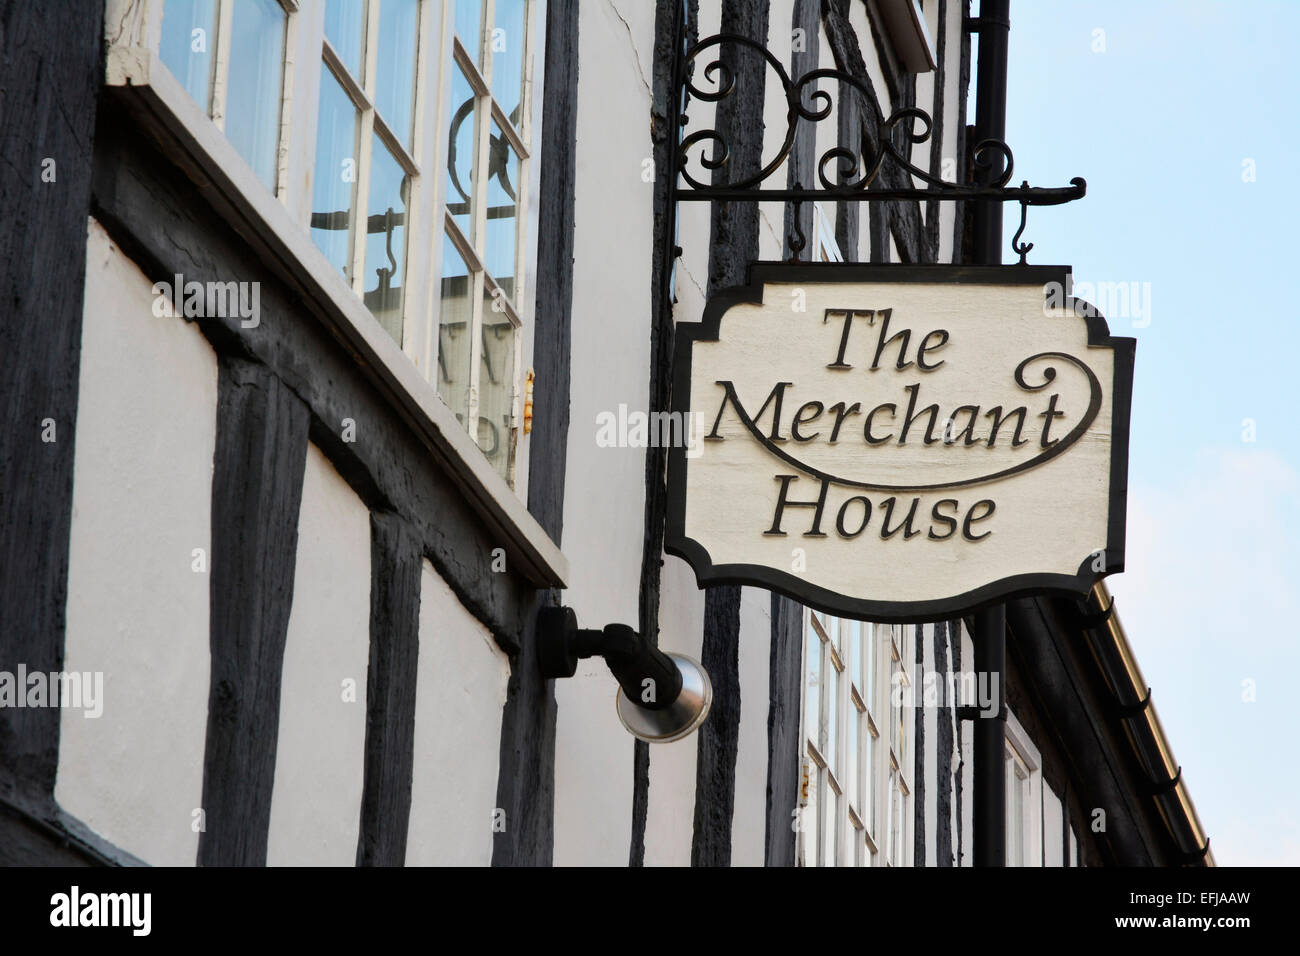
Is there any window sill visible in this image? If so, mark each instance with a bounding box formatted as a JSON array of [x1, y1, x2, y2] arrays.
[[103, 43, 568, 590]]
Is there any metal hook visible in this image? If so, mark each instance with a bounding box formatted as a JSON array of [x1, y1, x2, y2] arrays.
[[1011, 180, 1033, 265], [788, 182, 807, 262]]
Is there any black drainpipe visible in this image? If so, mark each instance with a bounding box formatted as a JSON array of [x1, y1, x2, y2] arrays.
[[969, 0, 1010, 867]]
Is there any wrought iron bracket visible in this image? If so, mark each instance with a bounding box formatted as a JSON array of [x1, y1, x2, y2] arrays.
[[665, 31, 1087, 264]]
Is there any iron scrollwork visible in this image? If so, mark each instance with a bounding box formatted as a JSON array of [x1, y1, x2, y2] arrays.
[[671, 33, 1086, 251]]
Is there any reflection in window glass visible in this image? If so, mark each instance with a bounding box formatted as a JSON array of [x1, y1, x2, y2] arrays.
[[479, 288, 516, 479], [311, 64, 359, 279], [374, 0, 419, 148], [455, 0, 483, 64], [491, 0, 527, 121], [364, 136, 410, 343], [226, 0, 286, 189], [486, 117, 520, 301], [324, 0, 366, 79], [160, 0, 215, 109], [805, 632, 821, 753], [438, 235, 473, 427], [446, 66, 478, 240]]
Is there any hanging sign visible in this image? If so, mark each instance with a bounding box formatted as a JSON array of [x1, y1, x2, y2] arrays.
[[665, 264, 1135, 622]]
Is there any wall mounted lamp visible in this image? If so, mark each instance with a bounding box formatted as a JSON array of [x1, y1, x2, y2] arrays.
[[537, 607, 712, 743]]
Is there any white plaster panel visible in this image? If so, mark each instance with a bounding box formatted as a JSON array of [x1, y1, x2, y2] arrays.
[[57, 218, 217, 866], [552, 0, 658, 866], [267, 442, 371, 866], [406, 559, 511, 865], [730, 586, 772, 866], [643, 555, 707, 866]]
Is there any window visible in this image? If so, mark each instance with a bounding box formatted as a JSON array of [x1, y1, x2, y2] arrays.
[[798, 612, 911, 867], [311, 0, 423, 344], [885, 623, 912, 866], [1003, 708, 1043, 867], [153, 1, 540, 492], [160, 0, 290, 191], [437, 0, 535, 482]]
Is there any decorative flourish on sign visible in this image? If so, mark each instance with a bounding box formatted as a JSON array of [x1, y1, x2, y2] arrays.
[[673, 34, 1085, 207]]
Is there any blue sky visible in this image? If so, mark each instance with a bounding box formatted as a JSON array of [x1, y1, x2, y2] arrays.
[[1004, 0, 1300, 865]]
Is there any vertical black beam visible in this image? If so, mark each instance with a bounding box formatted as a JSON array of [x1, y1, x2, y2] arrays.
[[761, 0, 820, 869], [691, 0, 769, 868], [198, 356, 310, 866], [764, 593, 804, 866], [356, 512, 421, 866], [492, 0, 580, 868], [0, 0, 103, 821], [972, 604, 1006, 866], [783, 0, 819, 258], [933, 621, 955, 865], [969, 0, 1010, 870], [632, 0, 695, 868], [971, 0, 1010, 261]]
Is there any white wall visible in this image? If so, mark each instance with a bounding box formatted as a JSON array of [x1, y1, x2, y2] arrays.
[[551, 0, 658, 866], [56, 218, 217, 866], [266, 442, 372, 866], [406, 559, 511, 865], [731, 587, 773, 865], [643, 556, 705, 865]]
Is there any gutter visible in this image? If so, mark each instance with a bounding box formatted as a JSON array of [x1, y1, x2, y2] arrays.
[[1081, 581, 1215, 866]]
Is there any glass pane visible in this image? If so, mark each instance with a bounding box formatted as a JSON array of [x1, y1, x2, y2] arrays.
[[864, 720, 875, 837], [824, 650, 839, 773], [490, 0, 527, 123], [446, 65, 478, 239], [438, 234, 473, 426], [478, 286, 516, 479], [821, 782, 837, 867], [226, 0, 286, 189], [485, 117, 521, 301], [864, 623, 875, 715], [160, 0, 215, 109], [455, 0, 484, 64], [375, 0, 419, 148], [847, 620, 862, 693], [363, 135, 410, 342], [324, 0, 366, 78], [804, 624, 821, 748], [846, 707, 860, 813], [311, 63, 359, 279]]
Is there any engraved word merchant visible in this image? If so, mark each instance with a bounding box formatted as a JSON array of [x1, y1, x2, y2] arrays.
[[665, 267, 1135, 620]]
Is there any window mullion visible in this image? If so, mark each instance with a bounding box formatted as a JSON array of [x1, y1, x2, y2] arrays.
[[210, 0, 235, 129], [349, 0, 382, 295], [466, 270, 486, 442], [351, 110, 376, 294]]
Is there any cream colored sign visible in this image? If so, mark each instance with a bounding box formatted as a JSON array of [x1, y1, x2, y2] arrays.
[[665, 265, 1134, 622]]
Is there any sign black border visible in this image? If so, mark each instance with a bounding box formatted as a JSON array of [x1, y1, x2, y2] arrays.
[[664, 262, 1136, 624]]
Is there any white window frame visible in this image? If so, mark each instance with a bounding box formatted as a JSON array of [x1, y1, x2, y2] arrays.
[[1004, 707, 1044, 867], [428, 0, 540, 487], [316, 0, 429, 344], [102, 0, 566, 586], [797, 612, 912, 868]]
